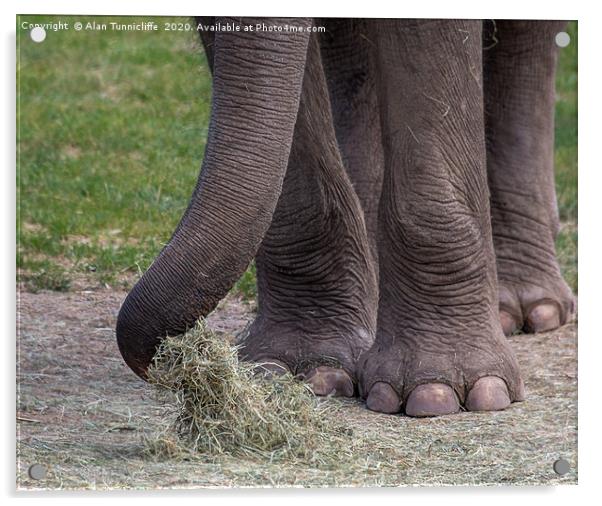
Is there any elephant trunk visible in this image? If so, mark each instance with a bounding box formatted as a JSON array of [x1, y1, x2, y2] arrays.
[[116, 18, 312, 378]]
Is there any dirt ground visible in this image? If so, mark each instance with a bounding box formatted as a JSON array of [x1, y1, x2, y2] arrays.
[[16, 287, 577, 489]]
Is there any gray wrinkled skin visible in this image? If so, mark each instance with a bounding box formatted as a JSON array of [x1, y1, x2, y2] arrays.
[[116, 18, 574, 416]]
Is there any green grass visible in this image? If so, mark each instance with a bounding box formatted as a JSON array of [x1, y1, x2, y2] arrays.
[[17, 15, 212, 289], [554, 21, 578, 292], [17, 17, 577, 295], [18, 258, 71, 292]]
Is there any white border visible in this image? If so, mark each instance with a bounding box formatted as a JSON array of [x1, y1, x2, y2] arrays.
[[4, 1, 600, 504], [4, 0, 584, 18]]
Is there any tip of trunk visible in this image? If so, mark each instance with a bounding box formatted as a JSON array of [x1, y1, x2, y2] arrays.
[[115, 261, 222, 380], [116, 294, 161, 380]]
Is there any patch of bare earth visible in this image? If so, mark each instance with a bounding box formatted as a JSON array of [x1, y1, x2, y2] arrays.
[[16, 288, 577, 489]]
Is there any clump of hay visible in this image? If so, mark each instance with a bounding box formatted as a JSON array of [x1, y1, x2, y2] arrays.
[[145, 321, 348, 462]]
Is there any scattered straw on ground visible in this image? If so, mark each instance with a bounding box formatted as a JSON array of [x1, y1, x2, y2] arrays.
[[144, 322, 348, 464], [16, 290, 577, 489]]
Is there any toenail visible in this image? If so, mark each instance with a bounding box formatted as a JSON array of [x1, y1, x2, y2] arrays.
[[304, 366, 354, 397], [515, 376, 526, 401], [525, 302, 560, 333], [499, 309, 518, 336], [366, 382, 401, 414], [465, 376, 511, 411], [405, 383, 459, 417]]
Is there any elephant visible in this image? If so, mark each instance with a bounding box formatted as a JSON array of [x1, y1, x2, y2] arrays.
[[116, 18, 575, 417]]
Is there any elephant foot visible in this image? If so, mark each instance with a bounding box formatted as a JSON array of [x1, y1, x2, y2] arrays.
[[358, 325, 524, 417], [490, 191, 575, 336], [497, 277, 575, 336], [238, 320, 371, 397]]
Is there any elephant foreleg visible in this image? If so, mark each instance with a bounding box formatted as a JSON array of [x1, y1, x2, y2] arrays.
[[238, 32, 379, 397], [358, 19, 524, 416], [483, 20, 575, 335], [319, 18, 384, 260]]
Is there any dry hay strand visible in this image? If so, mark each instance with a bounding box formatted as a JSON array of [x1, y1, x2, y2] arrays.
[[144, 321, 351, 464]]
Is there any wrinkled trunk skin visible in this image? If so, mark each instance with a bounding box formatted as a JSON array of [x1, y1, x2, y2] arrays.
[[116, 17, 312, 378]]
